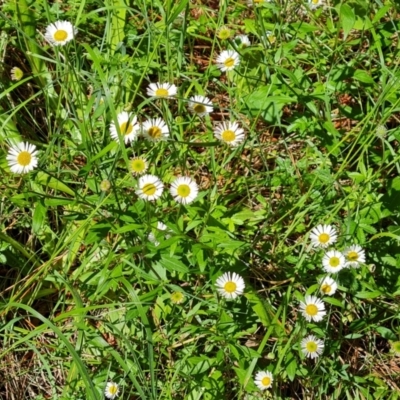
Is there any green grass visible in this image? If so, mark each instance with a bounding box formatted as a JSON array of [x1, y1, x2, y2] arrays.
[[1, 0, 400, 399]]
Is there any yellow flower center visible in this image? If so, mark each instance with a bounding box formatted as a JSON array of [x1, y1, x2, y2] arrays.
[[171, 292, 184, 304], [318, 233, 330, 244], [392, 341, 400, 353], [261, 376, 271, 386], [224, 281, 237, 293], [224, 57, 235, 68], [306, 341, 317, 352], [120, 122, 133, 135], [193, 104, 206, 114], [155, 88, 169, 97], [108, 385, 118, 395], [321, 284, 331, 294], [11, 67, 24, 81], [177, 184, 191, 198], [148, 126, 162, 139], [17, 151, 32, 166], [143, 183, 157, 196], [312, 0, 319, 3], [54, 29, 68, 42], [329, 257, 340, 267], [305, 304, 318, 316], [221, 130, 236, 142], [218, 28, 231, 40], [130, 159, 146, 173], [347, 251, 359, 261], [100, 180, 111, 191]]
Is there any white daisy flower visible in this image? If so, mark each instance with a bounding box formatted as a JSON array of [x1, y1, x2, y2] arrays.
[[142, 117, 169, 141], [147, 232, 158, 245], [44, 20, 76, 46], [319, 276, 338, 296], [136, 174, 164, 201], [214, 121, 245, 146], [7, 142, 38, 174], [301, 335, 324, 359], [109, 111, 139, 144], [170, 176, 199, 205], [308, 0, 324, 9], [216, 50, 240, 72], [215, 272, 245, 300], [343, 245, 366, 268], [235, 34, 251, 47], [10, 67, 24, 81], [188, 95, 213, 116], [146, 82, 177, 98], [309, 224, 338, 248], [148, 221, 169, 246], [322, 250, 346, 273], [299, 295, 326, 322], [129, 157, 148, 176], [254, 370, 273, 390], [156, 221, 168, 231], [104, 382, 119, 399]]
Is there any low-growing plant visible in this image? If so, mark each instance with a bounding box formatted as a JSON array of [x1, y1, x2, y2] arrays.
[[0, 0, 400, 399]]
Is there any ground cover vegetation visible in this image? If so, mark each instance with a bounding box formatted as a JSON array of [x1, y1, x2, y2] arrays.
[[0, 0, 400, 398]]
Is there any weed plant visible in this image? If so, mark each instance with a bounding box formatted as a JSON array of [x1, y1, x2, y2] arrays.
[[1, 0, 400, 399]]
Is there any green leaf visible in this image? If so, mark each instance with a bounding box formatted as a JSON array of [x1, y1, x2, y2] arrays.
[[285, 353, 297, 382], [89, 141, 118, 163], [113, 224, 143, 234], [245, 291, 272, 327], [390, 176, 400, 191], [89, 335, 112, 349], [243, 19, 258, 35], [244, 86, 296, 122], [344, 333, 363, 339], [10, 193, 31, 207], [32, 200, 46, 234], [290, 22, 319, 33], [216, 240, 245, 253], [340, 4, 355, 38], [376, 326, 397, 341], [160, 255, 189, 273], [167, 0, 189, 24], [36, 172, 75, 196], [0, 108, 22, 146], [349, 319, 367, 331], [188, 356, 214, 375], [44, 197, 76, 206], [109, 0, 126, 54], [233, 366, 252, 388], [323, 297, 344, 309], [355, 290, 382, 299], [360, 223, 377, 234], [372, 4, 391, 23], [353, 69, 374, 84]]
